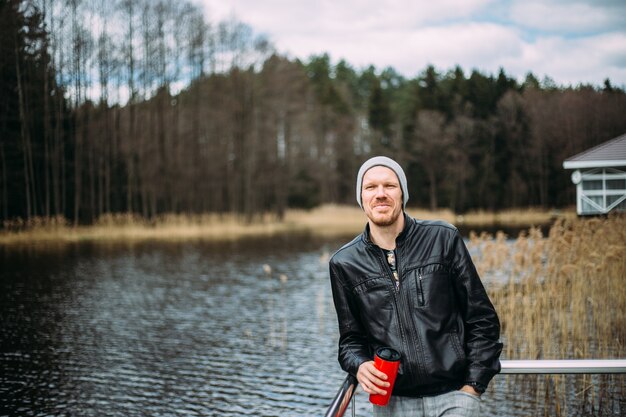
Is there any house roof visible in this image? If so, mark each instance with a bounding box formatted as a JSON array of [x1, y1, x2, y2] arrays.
[[563, 132, 626, 169]]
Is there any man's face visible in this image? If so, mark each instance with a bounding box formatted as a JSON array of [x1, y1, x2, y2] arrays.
[[361, 166, 403, 227]]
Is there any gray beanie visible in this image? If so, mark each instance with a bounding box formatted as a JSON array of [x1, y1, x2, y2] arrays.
[[356, 156, 409, 209]]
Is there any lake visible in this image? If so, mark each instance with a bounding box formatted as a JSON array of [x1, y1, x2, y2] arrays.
[[0, 233, 621, 416]]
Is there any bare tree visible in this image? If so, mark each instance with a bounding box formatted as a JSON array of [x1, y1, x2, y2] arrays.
[[445, 114, 475, 211], [412, 110, 453, 210]]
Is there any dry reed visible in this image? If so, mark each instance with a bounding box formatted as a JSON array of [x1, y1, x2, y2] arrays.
[[0, 205, 572, 244], [0, 212, 302, 244], [468, 215, 625, 416], [459, 207, 575, 227]]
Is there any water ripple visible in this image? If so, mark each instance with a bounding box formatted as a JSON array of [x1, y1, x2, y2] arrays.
[[1, 239, 623, 416]]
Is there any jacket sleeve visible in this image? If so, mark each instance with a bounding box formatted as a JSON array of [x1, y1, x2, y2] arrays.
[[329, 261, 372, 376], [448, 229, 503, 388]]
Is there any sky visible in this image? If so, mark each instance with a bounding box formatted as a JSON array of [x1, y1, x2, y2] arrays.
[[197, 0, 626, 88]]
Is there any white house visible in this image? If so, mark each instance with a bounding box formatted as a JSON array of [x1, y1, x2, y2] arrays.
[[563, 133, 626, 215]]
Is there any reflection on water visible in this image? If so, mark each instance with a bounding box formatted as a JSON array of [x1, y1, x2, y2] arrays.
[[0, 234, 622, 416], [0, 235, 352, 417]]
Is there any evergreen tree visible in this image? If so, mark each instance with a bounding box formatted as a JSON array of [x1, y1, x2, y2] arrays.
[[0, 0, 68, 221]]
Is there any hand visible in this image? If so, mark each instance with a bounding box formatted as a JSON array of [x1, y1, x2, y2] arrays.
[[460, 384, 481, 397], [357, 361, 389, 395]]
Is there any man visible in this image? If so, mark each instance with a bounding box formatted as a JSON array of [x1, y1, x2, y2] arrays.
[[329, 156, 502, 416]]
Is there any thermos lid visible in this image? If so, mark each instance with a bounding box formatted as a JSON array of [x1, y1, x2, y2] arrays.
[[376, 347, 401, 362]]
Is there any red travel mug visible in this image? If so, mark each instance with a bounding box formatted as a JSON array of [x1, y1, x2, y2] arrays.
[[369, 347, 401, 406]]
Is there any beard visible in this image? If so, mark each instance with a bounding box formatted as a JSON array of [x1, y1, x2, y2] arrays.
[[370, 212, 401, 227], [367, 203, 403, 227]]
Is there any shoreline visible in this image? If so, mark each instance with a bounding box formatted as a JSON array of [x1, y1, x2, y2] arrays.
[[0, 205, 574, 245]]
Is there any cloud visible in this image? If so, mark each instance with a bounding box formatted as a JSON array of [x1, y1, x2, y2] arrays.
[[268, 22, 523, 78], [501, 32, 626, 85], [509, 0, 626, 34], [202, 0, 495, 31], [197, 0, 626, 87]]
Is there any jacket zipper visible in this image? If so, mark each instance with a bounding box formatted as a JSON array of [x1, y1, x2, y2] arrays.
[[380, 247, 423, 384], [417, 273, 425, 306]]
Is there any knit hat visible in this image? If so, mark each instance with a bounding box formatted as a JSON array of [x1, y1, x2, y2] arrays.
[[356, 156, 409, 209]]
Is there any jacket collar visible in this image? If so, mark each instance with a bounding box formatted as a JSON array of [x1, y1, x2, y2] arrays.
[[362, 212, 412, 248]]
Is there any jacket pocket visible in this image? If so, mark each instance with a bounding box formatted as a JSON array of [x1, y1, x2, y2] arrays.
[[351, 276, 395, 325], [410, 263, 450, 309], [449, 330, 466, 362], [421, 330, 467, 380]]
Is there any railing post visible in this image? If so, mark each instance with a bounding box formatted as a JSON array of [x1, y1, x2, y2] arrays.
[[323, 374, 358, 417], [351, 393, 356, 417]]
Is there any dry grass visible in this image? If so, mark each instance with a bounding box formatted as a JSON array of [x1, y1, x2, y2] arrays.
[[0, 205, 573, 245], [458, 207, 576, 227], [468, 215, 626, 415], [0, 212, 300, 244], [470, 216, 626, 359], [285, 205, 461, 236]]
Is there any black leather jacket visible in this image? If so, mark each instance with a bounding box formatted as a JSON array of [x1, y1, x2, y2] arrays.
[[329, 214, 502, 397]]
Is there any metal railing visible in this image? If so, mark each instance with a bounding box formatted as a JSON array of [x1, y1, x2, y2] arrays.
[[324, 374, 358, 417], [500, 359, 626, 374], [324, 359, 626, 417]]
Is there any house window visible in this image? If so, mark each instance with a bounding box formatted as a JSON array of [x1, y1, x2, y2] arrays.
[[607, 195, 621, 205], [582, 180, 602, 190], [576, 167, 626, 215], [582, 195, 603, 209], [606, 179, 626, 190]]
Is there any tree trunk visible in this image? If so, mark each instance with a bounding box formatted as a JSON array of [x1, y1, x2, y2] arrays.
[[15, 36, 33, 219]]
